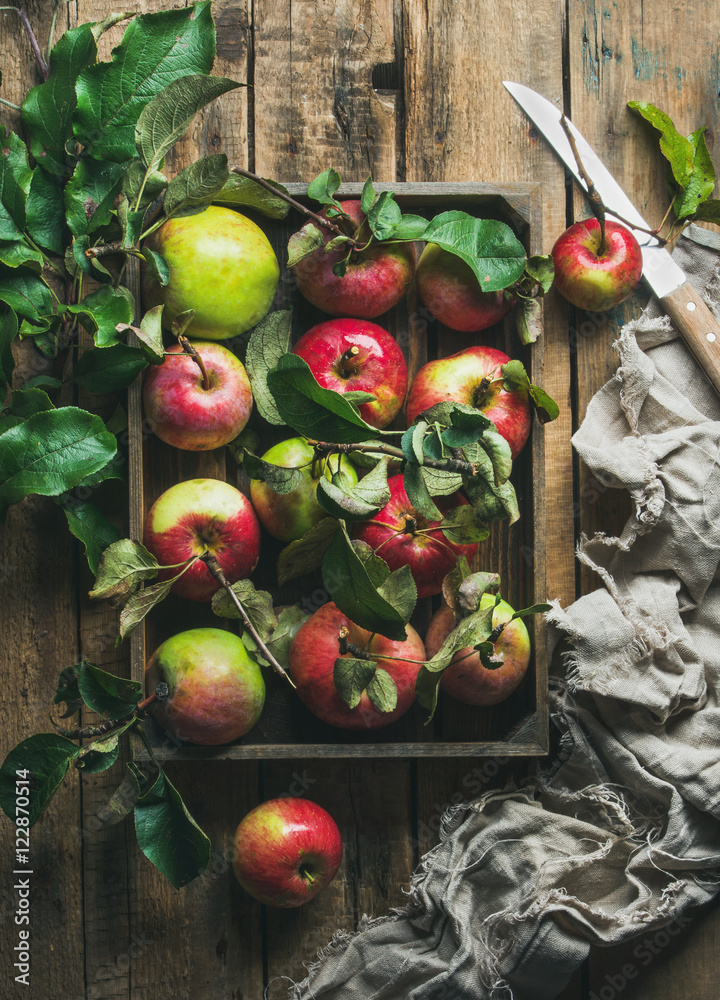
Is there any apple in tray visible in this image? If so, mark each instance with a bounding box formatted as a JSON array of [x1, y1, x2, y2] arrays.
[[415, 243, 514, 332], [143, 478, 261, 602]]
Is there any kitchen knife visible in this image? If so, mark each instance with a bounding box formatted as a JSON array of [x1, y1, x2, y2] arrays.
[[503, 80, 720, 395]]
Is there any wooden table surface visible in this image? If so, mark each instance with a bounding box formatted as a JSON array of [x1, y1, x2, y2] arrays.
[[2, 1, 719, 998]]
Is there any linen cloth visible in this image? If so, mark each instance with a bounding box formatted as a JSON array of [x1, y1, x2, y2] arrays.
[[289, 225, 720, 1000]]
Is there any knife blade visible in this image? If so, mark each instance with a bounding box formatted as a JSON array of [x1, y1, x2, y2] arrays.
[[503, 80, 720, 395]]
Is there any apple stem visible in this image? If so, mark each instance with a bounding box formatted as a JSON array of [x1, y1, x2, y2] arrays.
[[200, 553, 297, 687], [50, 684, 169, 741], [560, 114, 607, 253], [338, 626, 374, 660], [232, 167, 358, 246], [299, 865, 316, 885], [488, 622, 507, 644], [178, 335, 210, 390], [339, 345, 360, 377]]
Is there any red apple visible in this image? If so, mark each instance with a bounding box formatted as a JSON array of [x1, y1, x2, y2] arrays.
[[351, 475, 478, 599], [291, 318, 408, 429], [249, 436, 358, 542], [292, 200, 415, 318], [145, 627, 265, 744], [232, 797, 342, 908], [551, 218, 642, 311], [143, 478, 261, 601], [142, 340, 253, 451], [425, 596, 531, 706], [143, 205, 280, 339], [405, 345, 531, 460], [288, 601, 425, 729], [416, 243, 514, 332]]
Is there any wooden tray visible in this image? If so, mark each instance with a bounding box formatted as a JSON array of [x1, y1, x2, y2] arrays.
[[129, 181, 549, 759]]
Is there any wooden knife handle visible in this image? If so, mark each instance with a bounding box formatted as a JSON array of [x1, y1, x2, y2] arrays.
[[660, 282, 720, 395]]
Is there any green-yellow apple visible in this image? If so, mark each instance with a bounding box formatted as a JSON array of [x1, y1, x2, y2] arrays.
[[551, 219, 642, 311], [292, 200, 415, 318], [145, 628, 265, 744], [142, 340, 253, 450], [143, 478, 261, 601], [425, 596, 530, 706], [291, 318, 408, 429], [416, 243, 513, 332], [405, 346, 531, 460], [143, 206, 279, 339], [352, 474, 478, 599], [249, 437, 358, 542], [232, 797, 342, 907], [288, 602, 425, 729]]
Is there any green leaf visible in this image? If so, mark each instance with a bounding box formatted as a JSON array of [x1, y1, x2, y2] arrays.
[[74, 2, 217, 162], [89, 538, 159, 602], [401, 420, 427, 464], [213, 173, 291, 219], [61, 498, 122, 575], [0, 306, 17, 385], [415, 666, 442, 719], [333, 657, 376, 709], [628, 101, 695, 188], [693, 199, 720, 224], [0, 407, 117, 518], [5, 387, 54, 419], [0, 129, 31, 240], [316, 458, 390, 521], [74, 343, 148, 393], [423, 211, 526, 292], [211, 579, 277, 641], [267, 354, 378, 443], [119, 577, 176, 640], [22, 24, 97, 173], [140, 248, 170, 289], [389, 214, 429, 241], [265, 607, 310, 671], [403, 463, 443, 520], [454, 570, 501, 616], [53, 661, 84, 718], [135, 75, 242, 172], [463, 445, 519, 524], [277, 517, 340, 586], [287, 220, 325, 268], [674, 127, 716, 219], [441, 407, 492, 448], [321, 526, 410, 641], [0, 239, 44, 271], [243, 453, 304, 494], [367, 190, 401, 241], [131, 304, 165, 363], [307, 168, 342, 209], [77, 661, 142, 720], [512, 602, 552, 620], [424, 603, 495, 673], [376, 563, 417, 624], [440, 505, 490, 545], [117, 195, 145, 249], [0, 734, 79, 826], [163, 153, 229, 217], [360, 176, 377, 215], [501, 359, 559, 424], [25, 168, 64, 256], [366, 667, 398, 713], [478, 428, 513, 486], [516, 296, 544, 346], [64, 157, 125, 238], [68, 285, 135, 348], [245, 309, 292, 425], [75, 732, 123, 774], [133, 767, 210, 888], [122, 160, 168, 211], [419, 465, 464, 495], [0, 265, 52, 322], [525, 254, 555, 293]]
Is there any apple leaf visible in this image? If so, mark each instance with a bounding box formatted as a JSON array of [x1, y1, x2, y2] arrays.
[[0, 240, 44, 272], [360, 176, 377, 215], [96, 765, 143, 826], [118, 577, 176, 640], [0, 407, 117, 519], [440, 407, 493, 448], [456, 570, 501, 616], [277, 517, 340, 586], [89, 538, 160, 603], [64, 158, 125, 238], [419, 465, 464, 496], [267, 354, 379, 444], [422, 212, 526, 292], [245, 309, 292, 425], [77, 661, 143, 720], [367, 190, 401, 241], [163, 153, 230, 218], [211, 579, 278, 642], [24, 168, 64, 256], [135, 75, 242, 174], [287, 220, 325, 268], [525, 254, 555, 294], [439, 505, 490, 545], [403, 463, 443, 520], [133, 767, 210, 889], [0, 265, 53, 321], [674, 128, 716, 219], [122, 160, 168, 212], [464, 459, 519, 525], [22, 23, 97, 173], [242, 452, 304, 495], [693, 199, 720, 225], [117, 304, 165, 364], [628, 101, 695, 189], [75, 732, 123, 774], [401, 420, 427, 465], [333, 657, 376, 709], [214, 173, 291, 219], [375, 563, 417, 625], [424, 602, 495, 673], [5, 387, 54, 419], [316, 457, 390, 521], [366, 668, 398, 713], [516, 296, 544, 346], [74, 2, 217, 162], [265, 607, 310, 671], [511, 603, 552, 620], [74, 343, 148, 393], [389, 214, 429, 241], [501, 359, 559, 424], [53, 662, 85, 718], [307, 168, 343, 211], [61, 497, 122, 575], [415, 666, 442, 720], [321, 526, 411, 640], [68, 285, 135, 348], [0, 734, 80, 826]]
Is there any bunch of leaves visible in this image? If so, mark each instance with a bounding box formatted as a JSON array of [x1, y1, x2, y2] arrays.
[[0, 2, 288, 541], [628, 102, 720, 231], [0, 659, 210, 888], [288, 170, 554, 300]]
